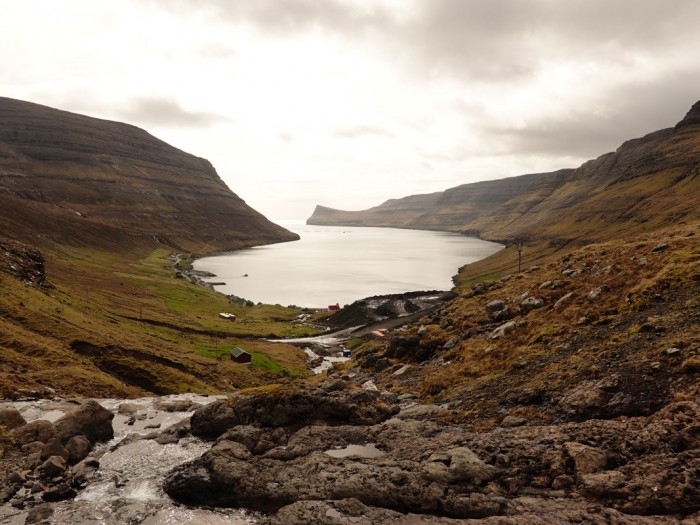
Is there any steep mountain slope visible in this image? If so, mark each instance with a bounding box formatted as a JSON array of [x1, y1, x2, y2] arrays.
[[0, 97, 297, 253], [0, 98, 313, 398], [308, 102, 700, 246]]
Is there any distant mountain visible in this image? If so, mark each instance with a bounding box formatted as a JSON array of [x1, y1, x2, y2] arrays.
[[308, 101, 700, 245], [0, 97, 297, 253]]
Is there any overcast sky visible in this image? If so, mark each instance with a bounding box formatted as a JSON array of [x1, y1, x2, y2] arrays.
[[2, 1, 699, 221]]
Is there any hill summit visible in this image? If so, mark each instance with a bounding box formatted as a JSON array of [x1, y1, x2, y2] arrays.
[[0, 97, 296, 253]]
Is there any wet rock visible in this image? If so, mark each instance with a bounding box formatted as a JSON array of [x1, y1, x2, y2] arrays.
[[71, 456, 100, 484], [42, 482, 76, 502], [39, 455, 67, 478], [53, 400, 114, 445], [154, 399, 202, 412], [25, 503, 54, 524], [11, 420, 55, 446], [65, 434, 91, 464], [0, 407, 26, 430], [40, 437, 69, 461], [191, 389, 398, 439], [217, 425, 262, 452]]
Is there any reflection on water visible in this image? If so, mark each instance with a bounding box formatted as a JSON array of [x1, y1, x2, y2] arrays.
[[195, 224, 502, 308]]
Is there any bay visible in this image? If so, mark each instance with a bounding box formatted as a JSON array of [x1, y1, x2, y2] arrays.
[[193, 223, 503, 309]]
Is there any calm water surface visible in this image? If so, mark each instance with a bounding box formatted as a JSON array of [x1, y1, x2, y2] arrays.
[[194, 223, 502, 308]]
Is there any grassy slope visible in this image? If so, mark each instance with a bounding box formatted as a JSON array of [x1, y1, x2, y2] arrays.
[[350, 222, 699, 428], [0, 245, 317, 398]]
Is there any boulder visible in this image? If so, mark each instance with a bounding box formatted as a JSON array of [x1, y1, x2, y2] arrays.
[[53, 400, 114, 444], [422, 447, 496, 484], [488, 321, 516, 340], [486, 300, 506, 318], [65, 434, 91, 464], [40, 437, 69, 461], [0, 408, 26, 430], [191, 389, 398, 439], [564, 442, 607, 475], [39, 455, 67, 478], [553, 292, 575, 310], [10, 420, 55, 446], [520, 296, 545, 313]]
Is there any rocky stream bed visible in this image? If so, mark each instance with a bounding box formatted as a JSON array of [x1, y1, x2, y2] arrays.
[[1, 380, 699, 524]]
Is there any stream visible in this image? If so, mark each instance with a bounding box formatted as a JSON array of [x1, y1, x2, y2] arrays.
[[0, 395, 259, 525]]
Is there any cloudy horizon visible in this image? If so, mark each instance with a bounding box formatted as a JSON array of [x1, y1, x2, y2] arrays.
[[2, 0, 699, 220]]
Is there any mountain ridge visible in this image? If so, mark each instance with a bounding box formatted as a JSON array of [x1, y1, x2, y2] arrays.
[[308, 102, 700, 248], [0, 96, 297, 254]]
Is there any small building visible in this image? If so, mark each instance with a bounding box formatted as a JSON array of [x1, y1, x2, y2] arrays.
[[328, 303, 340, 311], [230, 347, 252, 364]]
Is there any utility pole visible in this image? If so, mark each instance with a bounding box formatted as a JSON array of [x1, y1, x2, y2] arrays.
[[516, 240, 524, 273]]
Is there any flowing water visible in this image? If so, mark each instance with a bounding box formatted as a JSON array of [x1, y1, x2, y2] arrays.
[[0, 395, 258, 525], [194, 223, 503, 308]]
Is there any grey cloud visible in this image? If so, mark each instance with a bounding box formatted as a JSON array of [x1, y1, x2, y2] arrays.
[[481, 74, 700, 158], [151, 0, 700, 82], [119, 97, 230, 127], [152, 0, 393, 35], [400, 0, 700, 81]]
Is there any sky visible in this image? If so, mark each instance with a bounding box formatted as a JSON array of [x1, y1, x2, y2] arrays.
[[2, 0, 699, 221]]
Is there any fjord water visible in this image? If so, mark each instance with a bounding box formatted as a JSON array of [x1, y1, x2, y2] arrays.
[[194, 223, 503, 308]]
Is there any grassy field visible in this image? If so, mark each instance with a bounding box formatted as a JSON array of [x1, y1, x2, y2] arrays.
[[0, 245, 319, 398]]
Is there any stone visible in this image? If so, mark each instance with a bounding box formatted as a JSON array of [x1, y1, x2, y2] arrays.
[[423, 447, 496, 484], [488, 321, 516, 340], [71, 456, 100, 484], [486, 300, 506, 318], [520, 296, 545, 313], [53, 400, 114, 444], [25, 503, 54, 524], [10, 420, 55, 446], [651, 243, 669, 252], [564, 442, 607, 475], [21, 441, 45, 455], [65, 434, 91, 464], [500, 415, 527, 428], [553, 292, 575, 311], [492, 307, 514, 322], [586, 286, 608, 302], [580, 470, 626, 496], [666, 347, 681, 356], [39, 455, 67, 478], [0, 408, 26, 430], [40, 437, 69, 461]]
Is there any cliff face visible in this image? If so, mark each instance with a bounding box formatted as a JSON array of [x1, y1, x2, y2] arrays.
[[308, 102, 700, 244], [0, 97, 297, 253]]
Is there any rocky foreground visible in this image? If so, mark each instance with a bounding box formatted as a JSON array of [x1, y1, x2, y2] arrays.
[[162, 383, 699, 524]]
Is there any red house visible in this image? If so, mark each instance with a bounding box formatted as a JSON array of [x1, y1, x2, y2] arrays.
[[328, 303, 340, 311], [230, 347, 252, 364]]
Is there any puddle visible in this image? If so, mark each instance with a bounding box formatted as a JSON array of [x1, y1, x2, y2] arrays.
[[325, 443, 385, 459]]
